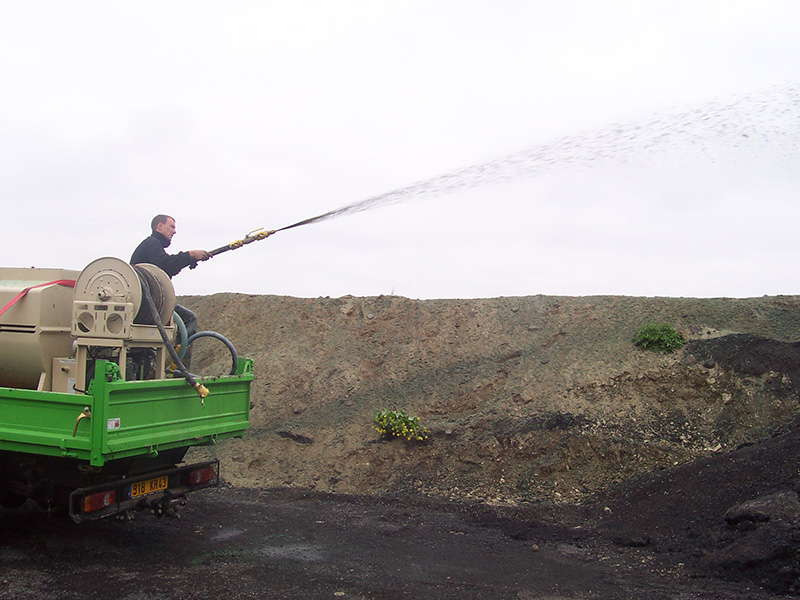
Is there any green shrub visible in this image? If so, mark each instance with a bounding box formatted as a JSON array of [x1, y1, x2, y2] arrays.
[[374, 409, 430, 442], [632, 322, 685, 353]]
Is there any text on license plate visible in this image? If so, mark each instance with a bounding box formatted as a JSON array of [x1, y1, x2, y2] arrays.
[[130, 476, 168, 498]]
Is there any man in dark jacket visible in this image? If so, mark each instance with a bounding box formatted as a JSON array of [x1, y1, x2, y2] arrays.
[[131, 214, 211, 276], [131, 214, 212, 366]]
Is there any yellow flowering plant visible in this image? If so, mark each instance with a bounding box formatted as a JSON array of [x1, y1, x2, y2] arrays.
[[374, 409, 430, 442]]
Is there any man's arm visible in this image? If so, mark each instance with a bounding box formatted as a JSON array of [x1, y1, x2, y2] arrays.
[[132, 237, 209, 277]]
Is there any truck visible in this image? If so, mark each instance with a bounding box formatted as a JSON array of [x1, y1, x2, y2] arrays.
[[0, 257, 252, 522]]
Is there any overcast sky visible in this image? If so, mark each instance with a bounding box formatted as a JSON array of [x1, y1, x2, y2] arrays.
[[3, 1, 799, 299]]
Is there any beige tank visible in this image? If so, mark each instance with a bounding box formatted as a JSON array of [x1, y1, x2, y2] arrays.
[[0, 267, 79, 390], [0, 258, 176, 391]]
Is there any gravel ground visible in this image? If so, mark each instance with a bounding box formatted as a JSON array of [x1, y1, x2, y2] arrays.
[[1, 478, 795, 600]]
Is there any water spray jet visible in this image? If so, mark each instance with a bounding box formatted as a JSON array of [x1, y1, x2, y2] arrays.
[[209, 82, 799, 259]]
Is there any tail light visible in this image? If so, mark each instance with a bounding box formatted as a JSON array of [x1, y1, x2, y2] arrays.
[[189, 465, 217, 486], [83, 490, 117, 513]]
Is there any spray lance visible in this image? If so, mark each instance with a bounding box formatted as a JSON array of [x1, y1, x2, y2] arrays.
[[209, 228, 277, 257], [206, 198, 381, 257]]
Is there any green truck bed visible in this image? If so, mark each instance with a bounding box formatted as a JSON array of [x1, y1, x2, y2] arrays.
[[0, 359, 253, 467]]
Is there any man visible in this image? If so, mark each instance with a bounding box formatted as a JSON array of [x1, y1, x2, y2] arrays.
[[131, 214, 212, 365], [131, 214, 211, 278]]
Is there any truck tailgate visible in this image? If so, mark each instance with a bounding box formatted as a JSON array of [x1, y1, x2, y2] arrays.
[[0, 359, 252, 466]]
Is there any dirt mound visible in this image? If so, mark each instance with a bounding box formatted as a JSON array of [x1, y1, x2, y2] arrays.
[[180, 292, 800, 593]]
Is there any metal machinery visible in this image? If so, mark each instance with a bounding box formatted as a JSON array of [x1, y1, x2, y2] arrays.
[[71, 257, 178, 387], [0, 257, 178, 392]]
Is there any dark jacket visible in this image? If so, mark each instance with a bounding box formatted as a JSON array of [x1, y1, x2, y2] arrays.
[[130, 232, 196, 278]]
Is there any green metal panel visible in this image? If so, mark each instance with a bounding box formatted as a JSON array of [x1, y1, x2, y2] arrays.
[[0, 359, 253, 466], [0, 388, 92, 460]]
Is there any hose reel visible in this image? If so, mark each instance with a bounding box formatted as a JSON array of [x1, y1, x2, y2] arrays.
[[72, 257, 175, 339], [71, 257, 183, 391], [71, 257, 233, 400]]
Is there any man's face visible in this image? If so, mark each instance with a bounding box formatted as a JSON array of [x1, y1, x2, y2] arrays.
[[156, 217, 177, 241]]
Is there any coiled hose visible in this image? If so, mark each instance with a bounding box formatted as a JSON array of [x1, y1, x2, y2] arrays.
[[133, 266, 209, 402]]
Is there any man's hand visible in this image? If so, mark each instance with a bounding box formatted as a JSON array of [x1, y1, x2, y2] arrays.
[[189, 249, 212, 262]]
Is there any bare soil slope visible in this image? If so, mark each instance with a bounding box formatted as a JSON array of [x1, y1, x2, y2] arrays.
[[181, 293, 800, 594]]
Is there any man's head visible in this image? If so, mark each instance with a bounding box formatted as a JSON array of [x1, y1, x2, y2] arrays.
[[151, 214, 177, 241]]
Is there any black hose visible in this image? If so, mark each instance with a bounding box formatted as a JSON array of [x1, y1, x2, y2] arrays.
[[133, 266, 209, 402], [172, 310, 189, 359], [186, 331, 239, 376]]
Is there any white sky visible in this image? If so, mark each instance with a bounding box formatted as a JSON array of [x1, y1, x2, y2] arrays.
[[2, 1, 799, 299]]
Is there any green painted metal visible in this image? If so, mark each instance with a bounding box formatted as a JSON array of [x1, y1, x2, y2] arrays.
[[0, 358, 253, 467]]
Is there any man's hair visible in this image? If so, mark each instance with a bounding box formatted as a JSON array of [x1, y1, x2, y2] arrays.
[[151, 214, 174, 232]]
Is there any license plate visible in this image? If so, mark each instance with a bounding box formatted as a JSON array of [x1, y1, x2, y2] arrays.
[[130, 475, 169, 498]]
